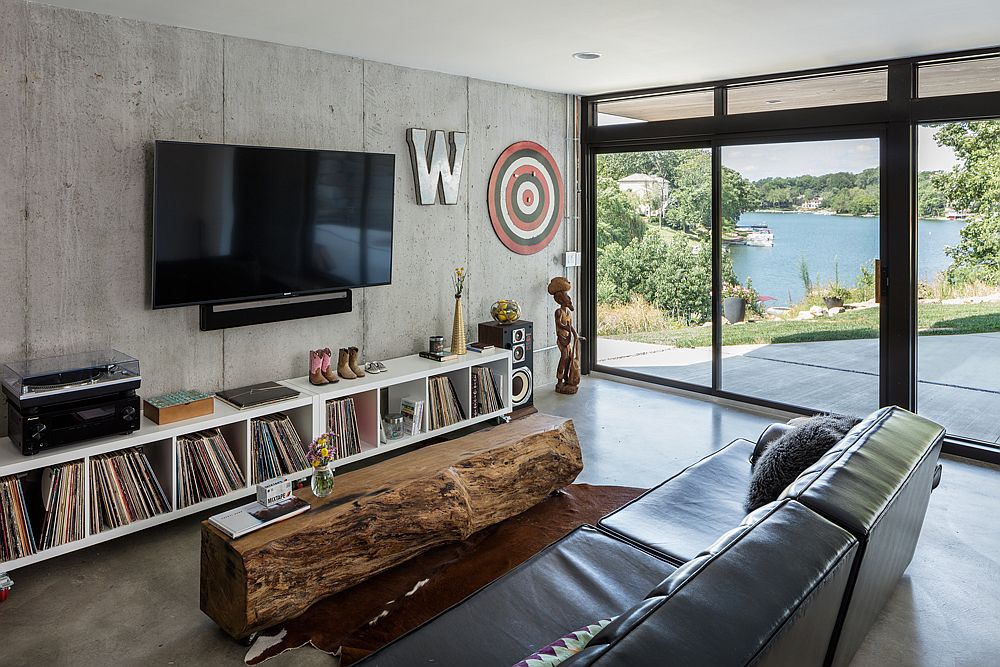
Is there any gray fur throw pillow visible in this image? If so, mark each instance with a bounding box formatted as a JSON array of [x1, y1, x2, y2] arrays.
[[745, 413, 861, 513]]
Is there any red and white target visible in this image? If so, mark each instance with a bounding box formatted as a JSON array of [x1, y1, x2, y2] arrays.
[[488, 141, 564, 255]]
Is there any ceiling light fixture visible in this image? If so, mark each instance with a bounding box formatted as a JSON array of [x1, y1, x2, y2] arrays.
[[572, 52, 602, 61]]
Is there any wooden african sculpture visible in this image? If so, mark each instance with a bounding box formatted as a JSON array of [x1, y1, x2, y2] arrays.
[[548, 276, 581, 395]]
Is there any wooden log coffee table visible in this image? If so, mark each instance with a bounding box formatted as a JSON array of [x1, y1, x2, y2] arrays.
[[200, 414, 582, 638]]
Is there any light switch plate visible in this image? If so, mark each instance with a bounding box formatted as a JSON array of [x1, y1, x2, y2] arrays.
[[564, 251, 581, 267]]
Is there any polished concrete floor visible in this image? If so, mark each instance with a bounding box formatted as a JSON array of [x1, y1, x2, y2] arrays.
[[1, 377, 998, 665], [600, 334, 1000, 442]]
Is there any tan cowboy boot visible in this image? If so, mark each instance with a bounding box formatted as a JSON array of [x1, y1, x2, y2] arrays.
[[337, 348, 357, 379], [349, 346, 366, 377]]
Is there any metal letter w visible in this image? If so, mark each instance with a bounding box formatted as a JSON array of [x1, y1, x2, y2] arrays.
[[406, 128, 467, 205]]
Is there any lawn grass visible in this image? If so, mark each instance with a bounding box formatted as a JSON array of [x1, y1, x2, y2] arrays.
[[612, 302, 1000, 348]]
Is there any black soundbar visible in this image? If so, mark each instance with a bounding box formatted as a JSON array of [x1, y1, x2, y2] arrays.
[[199, 290, 352, 330]]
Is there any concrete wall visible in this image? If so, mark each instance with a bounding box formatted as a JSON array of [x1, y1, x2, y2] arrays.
[[0, 0, 575, 436]]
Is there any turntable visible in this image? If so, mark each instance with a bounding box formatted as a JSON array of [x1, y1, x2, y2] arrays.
[[3, 350, 142, 455]]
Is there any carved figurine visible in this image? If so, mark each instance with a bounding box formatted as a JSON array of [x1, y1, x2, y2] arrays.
[[548, 277, 581, 395]]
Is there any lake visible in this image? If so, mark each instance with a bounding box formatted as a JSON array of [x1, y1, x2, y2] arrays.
[[730, 211, 966, 306]]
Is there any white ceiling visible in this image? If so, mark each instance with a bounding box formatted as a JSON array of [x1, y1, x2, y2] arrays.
[[38, 0, 1000, 95]]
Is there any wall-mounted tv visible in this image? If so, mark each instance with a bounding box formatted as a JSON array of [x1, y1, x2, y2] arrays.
[[152, 141, 395, 309]]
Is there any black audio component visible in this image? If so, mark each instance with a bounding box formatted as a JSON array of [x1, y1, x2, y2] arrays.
[[199, 290, 352, 330], [2, 350, 142, 455], [8, 391, 141, 456], [478, 320, 533, 408]]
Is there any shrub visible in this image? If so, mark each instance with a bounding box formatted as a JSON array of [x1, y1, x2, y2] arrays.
[[597, 297, 674, 336]]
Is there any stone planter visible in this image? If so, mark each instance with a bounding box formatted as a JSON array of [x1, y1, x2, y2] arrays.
[[723, 296, 746, 324]]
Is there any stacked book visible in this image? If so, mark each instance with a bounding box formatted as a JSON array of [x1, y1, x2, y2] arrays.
[[90, 449, 170, 533], [0, 474, 36, 562], [326, 397, 363, 459], [471, 366, 505, 417], [250, 413, 309, 483], [177, 429, 247, 508], [428, 375, 466, 430], [38, 461, 86, 548], [400, 398, 424, 437]]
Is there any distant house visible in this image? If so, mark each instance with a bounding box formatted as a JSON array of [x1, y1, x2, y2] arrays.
[[801, 197, 823, 210], [618, 173, 669, 215]]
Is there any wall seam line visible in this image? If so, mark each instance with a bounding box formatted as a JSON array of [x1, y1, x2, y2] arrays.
[[361, 57, 367, 357], [220, 34, 227, 388], [21, 0, 30, 360]]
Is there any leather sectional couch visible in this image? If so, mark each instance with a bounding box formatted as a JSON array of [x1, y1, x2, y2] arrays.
[[357, 406, 945, 666]]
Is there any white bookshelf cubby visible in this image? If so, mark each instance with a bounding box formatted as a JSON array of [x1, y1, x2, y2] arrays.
[[0, 349, 511, 570]]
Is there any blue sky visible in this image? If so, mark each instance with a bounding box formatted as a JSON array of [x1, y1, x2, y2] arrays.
[[721, 127, 957, 181]]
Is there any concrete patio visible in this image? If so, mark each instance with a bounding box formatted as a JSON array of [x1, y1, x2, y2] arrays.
[[599, 333, 1000, 443]]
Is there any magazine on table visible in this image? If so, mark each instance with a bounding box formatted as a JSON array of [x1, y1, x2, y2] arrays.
[[207, 496, 310, 539]]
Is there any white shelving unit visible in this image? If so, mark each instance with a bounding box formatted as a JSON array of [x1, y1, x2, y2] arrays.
[[0, 349, 512, 571]]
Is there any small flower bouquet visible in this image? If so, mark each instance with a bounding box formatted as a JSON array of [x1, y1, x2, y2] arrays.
[[306, 432, 337, 468], [306, 433, 338, 497], [453, 267, 467, 299]]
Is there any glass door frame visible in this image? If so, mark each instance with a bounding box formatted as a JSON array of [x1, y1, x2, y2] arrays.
[[581, 46, 1000, 463], [588, 127, 892, 415]]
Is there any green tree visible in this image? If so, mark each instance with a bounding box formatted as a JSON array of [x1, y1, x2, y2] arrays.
[[917, 171, 947, 218], [596, 176, 645, 248], [934, 120, 1000, 284], [664, 152, 759, 234]]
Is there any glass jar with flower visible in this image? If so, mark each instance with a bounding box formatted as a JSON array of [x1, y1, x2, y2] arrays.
[[307, 433, 338, 497]]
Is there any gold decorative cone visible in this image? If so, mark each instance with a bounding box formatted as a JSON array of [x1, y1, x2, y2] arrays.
[[451, 296, 467, 354]]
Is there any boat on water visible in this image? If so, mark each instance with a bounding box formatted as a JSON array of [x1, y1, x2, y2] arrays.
[[745, 227, 774, 247], [732, 224, 774, 247]]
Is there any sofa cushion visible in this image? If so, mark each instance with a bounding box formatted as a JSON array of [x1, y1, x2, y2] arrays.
[[780, 406, 945, 667], [354, 525, 676, 667], [598, 438, 755, 564], [564, 500, 859, 667], [746, 414, 860, 512]]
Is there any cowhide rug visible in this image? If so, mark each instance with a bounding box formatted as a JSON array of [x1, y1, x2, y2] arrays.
[[245, 483, 645, 665]]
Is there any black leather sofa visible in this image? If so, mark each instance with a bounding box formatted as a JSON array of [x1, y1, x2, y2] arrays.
[[357, 406, 945, 667]]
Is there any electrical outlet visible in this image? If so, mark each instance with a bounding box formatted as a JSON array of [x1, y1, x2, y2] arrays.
[[564, 251, 581, 268]]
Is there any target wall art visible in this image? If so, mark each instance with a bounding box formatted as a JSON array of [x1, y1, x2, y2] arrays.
[[487, 141, 564, 255]]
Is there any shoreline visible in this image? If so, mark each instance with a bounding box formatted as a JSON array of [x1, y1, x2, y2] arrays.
[[750, 209, 958, 221]]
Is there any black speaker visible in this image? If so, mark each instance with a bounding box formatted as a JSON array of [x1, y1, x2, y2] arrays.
[[478, 320, 533, 408], [199, 290, 352, 330]]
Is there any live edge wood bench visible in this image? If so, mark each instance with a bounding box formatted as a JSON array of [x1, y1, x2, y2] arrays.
[[200, 414, 583, 638]]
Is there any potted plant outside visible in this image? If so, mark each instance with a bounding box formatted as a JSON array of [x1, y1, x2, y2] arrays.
[[823, 285, 852, 309], [722, 281, 759, 324]]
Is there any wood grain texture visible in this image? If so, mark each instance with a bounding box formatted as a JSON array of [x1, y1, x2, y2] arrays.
[[201, 413, 582, 638]]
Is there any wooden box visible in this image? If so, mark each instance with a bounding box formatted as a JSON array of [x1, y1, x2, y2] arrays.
[[143, 393, 215, 425]]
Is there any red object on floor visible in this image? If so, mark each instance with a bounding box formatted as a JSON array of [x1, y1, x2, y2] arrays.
[[0, 588, 8, 602]]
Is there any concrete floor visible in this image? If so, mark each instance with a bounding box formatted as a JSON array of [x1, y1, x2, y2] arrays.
[[1, 377, 998, 665], [600, 334, 1000, 442]]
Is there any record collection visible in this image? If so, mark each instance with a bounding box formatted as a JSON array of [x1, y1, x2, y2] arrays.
[[400, 398, 424, 436], [428, 375, 466, 430], [250, 413, 309, 483], [177, 429, 246, 508], [471, 366, 505, 417], [90, 448, 170, 532], [0, 474, 36, 562], [38, 460, 86, 548], [325, 397, 363, 459]]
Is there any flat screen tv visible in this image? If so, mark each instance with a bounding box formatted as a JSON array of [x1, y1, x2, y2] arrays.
[[152, 141, 395, 309]]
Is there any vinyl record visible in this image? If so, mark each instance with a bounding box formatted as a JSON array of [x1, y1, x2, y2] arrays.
[[487, 141, 564, 255]]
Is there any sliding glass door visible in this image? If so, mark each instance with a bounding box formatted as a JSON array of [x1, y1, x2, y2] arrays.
[[720, 138, 881, 416], [916, 120, 1000, 444], [595, 147, 713, 388]]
